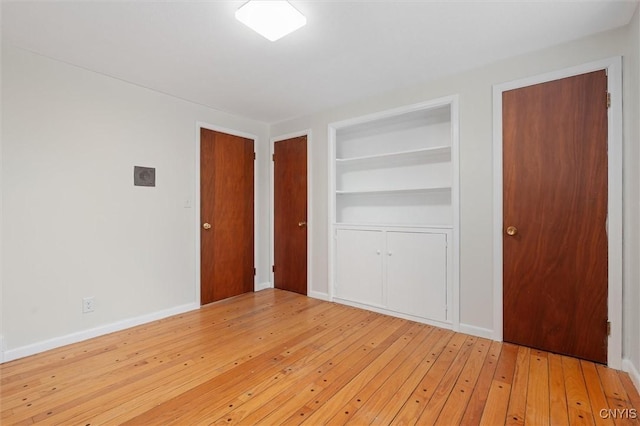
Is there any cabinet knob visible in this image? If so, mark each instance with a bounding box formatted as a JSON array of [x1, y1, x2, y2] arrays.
[[203, 223, 211, 230], [376, 250, 381, 255], [298, 221, 307, 228], [506, 226, 518, 236], [388, 252, 392, 256]]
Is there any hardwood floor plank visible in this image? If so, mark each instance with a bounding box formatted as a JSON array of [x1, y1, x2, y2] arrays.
[[563, 355, 596, 426], [261, 319, 415, 425], [620, 374, 640, 409], [230, 316, 409, 425], [524, 350, 550, 426], [298, 322, 431, 426], [433, 337, 492, 425], [322, 324, 437, 425], [597, 365, 640, 426], [389, 332, 469, 424], [1, 289, 637, 425], [548, 353, 570, 426], [581, 360, 615, 426], [479, 379, 512, 426], [118, 304, 360, 425], [505, 345, 531, 426], [103, 308, 373, 425], [345, 327, 454, 424], [460, 340, 503, 425], [206, 312, 393, 425], [495, 343, 520, 384], [203, 310, 378, 425], [417, 335, 482, 425]]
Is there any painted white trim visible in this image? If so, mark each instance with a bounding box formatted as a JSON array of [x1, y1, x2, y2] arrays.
[[450, 95, 461, 331], [195, 122, 260, 304], [623, 358, 640, 394], [459, 324, 494, 340], [334, 297, 453, 330], [327, 96, 461, 330], [308, 290, 331, 302], [269, 130, 313, 295], [3, 303, 198, 362], [492, 57, 624, 368], [328, 95, 460, 130], [255, 282, 273, 292], [0, 336, 5, 363], [328, 124, 337, 301]]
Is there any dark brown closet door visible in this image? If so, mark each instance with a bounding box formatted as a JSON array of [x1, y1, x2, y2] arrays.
[[503, 70, 608, 363]]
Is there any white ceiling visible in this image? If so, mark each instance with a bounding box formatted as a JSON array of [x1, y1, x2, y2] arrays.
[[2, 1, 637, 124]]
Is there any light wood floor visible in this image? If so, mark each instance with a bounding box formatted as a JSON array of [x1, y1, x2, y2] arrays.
[[1, 289, 638, 425]]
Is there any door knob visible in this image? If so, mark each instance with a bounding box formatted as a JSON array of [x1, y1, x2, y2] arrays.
[[298, 221, 307, 228], [506, 226, 518, 236], [203, 223, 212, 230]]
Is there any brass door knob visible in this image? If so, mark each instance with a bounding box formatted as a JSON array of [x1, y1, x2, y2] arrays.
[[506, 226, 518, 236], [298, 221, 307, 228], [203, 223, 212, 230]]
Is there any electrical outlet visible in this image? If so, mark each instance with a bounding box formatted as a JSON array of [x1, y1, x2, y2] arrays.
[[82, 297, 95, 313]]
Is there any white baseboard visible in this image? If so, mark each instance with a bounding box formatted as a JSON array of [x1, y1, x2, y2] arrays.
[[0, 335, 5, 363], [255, 282, 273, 292], [458, 323, 495, 340], [622, 358, 640, 394], [3, 303, 199, 363], [308, 290, 331, 301], [333, 297, 453, 330]]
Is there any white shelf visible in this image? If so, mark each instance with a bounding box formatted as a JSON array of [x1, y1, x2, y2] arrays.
[[335, 222, 454, 230], [336, 146, 450, 164], [336, 186, 451, 196]]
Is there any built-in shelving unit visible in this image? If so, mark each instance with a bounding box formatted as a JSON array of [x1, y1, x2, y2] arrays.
[[329, 97, 459, 328]]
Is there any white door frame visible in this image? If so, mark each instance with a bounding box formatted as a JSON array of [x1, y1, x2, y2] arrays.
[[195, 122, 259, 305], [269, 130, 313, 296], [492, 57, 623, 368]]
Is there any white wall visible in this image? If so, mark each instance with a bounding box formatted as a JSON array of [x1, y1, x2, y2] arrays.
[[0, 5, 4, 362], [1, 45, 269, 359], [271, 21, 639, 379], [623, 5, 640, 388]]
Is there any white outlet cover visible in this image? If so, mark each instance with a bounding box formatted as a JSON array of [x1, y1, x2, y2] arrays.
[[82, 297, 95, 313]]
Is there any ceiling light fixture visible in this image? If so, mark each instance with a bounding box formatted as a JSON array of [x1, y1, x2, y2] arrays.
[[235, 0, 306, 42]]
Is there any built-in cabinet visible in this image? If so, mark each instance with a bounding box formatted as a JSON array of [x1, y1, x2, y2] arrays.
[[329, 97, 459, 327]]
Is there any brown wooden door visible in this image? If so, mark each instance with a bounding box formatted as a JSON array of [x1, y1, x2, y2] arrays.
[[274, 135, 307, 295], [200, 128, 254, 305], [503, 70, 608, 364]]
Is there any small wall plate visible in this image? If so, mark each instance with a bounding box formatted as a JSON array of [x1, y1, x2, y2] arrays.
[[134, 166, 155, 187]]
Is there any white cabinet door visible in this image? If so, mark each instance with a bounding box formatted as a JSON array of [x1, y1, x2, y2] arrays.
[[386, 232, 447, 321], [335, 229, 384, 307]]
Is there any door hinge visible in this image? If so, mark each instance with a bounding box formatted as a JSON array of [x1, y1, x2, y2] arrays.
[[253, 267, 256, 276], [607, 321, 611, 336], [607, 92, 611, 109], [254, 152, 256, 160], [272, 153, 275, 161], [272, 265, 275, 273]]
